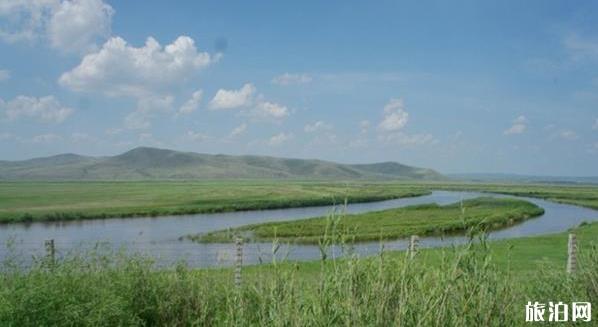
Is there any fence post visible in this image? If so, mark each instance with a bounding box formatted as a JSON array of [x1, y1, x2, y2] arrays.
[[566, 233, 577, 274], [409, 235, 419, 259], [234, 237, 243, 287], [45, 239, 55, 265]]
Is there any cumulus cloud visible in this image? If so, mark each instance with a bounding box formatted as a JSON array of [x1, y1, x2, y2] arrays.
[[123, 95, 174, 130], [178, 89, 203, 115], [0, 132, 15, 141], [70, 132, 99, 143], [209, 83, 255, 110], [359, 120, 370, 134], [0, 95, 73, 122], [267, 132, 292, 146], [380, 132, 437, 146], [271, 73, 312, 85], [559, 130, 579, 140], [504, 115, 527, 135], [186, 130, 210, 142], [0, 69, 10, 81], [31, 133, 62, 143], [229, 123, 247, 138], [124, 111, 151, 130], [59, 36, 215, 97], [250, 101, 289, 121], [105, 127, 122, 135], [304, 121, 333, 133], [0, 0, 113, 52], [378, 98, 409, 132], [48, 0, 113, 53]]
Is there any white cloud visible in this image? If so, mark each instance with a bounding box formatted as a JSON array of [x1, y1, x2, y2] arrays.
[[31, 133, 62, 143], [251, 101, 289, 120], [304, 121, 333, 133], [209, 83, 255, 110], [0, 0, 58, 43], [71, 132, 97, 143], [0, 95, 73, 122], [123, 95, 173, 130], [186, 130, 210, 142], [380, 132, 437, 146], [271, 73, 312, 86], [48, 0, 113, 53], [0, 0, 113, 53], [0, 132, 14, 141], [59, 36, 215, 97], [136, 95, 173, 113], [359, 120, 370, 134], [0, 69, 10, 81], [178, 89, 203, 115], [593, 118, 598, 130], [105, 127, 122, 135], [229, 123, 247, 138], [559, 130, 579, 140], [267, 132, 292, 146], [504, 115, 527, 135], [124, 111, 150, 130], [119, 94, 174, 130], [378, 98, 408, 132]]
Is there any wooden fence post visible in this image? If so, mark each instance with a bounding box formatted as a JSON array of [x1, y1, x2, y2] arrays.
[[409, 235, 419, 259], [567, 233, 577, 274], [234, 237, 243, 287], [44, 239, 55, 265]]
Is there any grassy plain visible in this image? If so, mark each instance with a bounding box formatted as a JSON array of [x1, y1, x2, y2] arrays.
[[1, 180, 597, 223], [194, 197, 544, 243], [0, 181, 428, 223], [427, 182, 598, 209], [1, 222, 596, 326]]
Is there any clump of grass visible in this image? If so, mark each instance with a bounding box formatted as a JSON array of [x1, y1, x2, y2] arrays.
[[1, 225, 596, 326]]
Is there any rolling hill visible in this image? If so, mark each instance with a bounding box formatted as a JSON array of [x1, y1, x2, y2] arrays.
[[0, 147, 445, 181]]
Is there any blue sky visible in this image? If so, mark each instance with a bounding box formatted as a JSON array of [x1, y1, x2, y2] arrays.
[[1, 0, 598, 175]]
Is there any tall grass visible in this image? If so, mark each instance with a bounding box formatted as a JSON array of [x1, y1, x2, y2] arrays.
[[0, 233, 596, 326]]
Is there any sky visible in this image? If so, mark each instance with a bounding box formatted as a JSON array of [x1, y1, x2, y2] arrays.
[[1, 0, 598, 176]]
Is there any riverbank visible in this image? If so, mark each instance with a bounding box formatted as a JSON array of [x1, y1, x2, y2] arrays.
[[191, 197, 545, 244]]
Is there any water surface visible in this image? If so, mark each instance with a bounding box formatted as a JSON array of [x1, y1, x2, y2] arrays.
[[1, 191, 596, 267]]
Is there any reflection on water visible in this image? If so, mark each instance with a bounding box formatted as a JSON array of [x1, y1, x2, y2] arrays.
[[1, 191, 597, 267]]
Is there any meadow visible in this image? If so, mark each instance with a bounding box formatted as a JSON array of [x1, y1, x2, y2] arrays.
[[193, 197, 544, 243], [0, 181, 597, 325], [0, 181, 428, 223], [1, 180, 597, 224], [1, 221, 596, 326]]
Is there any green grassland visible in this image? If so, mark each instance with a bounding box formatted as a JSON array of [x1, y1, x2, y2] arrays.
[[0, 181, 428, 223], [194, 197, 545, 243], [1, 222, 596, 326], [426, 182, 598, 209], [1, 180, 597, 224]]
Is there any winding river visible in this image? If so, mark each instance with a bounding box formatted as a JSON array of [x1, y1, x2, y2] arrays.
[[0, 191, 597, 267]]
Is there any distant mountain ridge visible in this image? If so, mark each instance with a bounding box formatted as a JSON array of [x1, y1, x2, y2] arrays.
[[0, 147, 445, 181]]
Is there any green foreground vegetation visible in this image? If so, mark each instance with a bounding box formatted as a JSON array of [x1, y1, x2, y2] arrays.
[[1, 222, 596, 326], [0, 181, 428, 223], [194, 197, 544, 243]]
